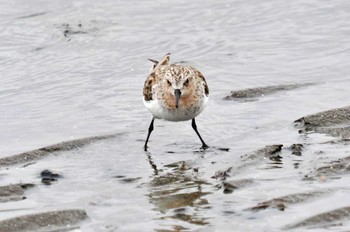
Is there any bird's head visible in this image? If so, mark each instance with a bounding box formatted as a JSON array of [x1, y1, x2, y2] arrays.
[[164, 65, 193, 108]]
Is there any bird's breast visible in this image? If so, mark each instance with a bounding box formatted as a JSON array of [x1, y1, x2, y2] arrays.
[[143, 95, 208, 122]]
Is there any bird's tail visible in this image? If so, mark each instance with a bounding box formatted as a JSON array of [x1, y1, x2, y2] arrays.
[[148, 53, 170, 72]]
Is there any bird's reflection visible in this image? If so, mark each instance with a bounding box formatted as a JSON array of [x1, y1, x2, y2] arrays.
[[146, 153, 211, 229]]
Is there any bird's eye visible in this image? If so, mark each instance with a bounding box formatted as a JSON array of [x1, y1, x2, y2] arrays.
[[184, 79, 189, 86], [167, 80, 171, 86]]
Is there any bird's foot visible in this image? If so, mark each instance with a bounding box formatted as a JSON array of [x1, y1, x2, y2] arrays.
[[201, 144, 209, 150]]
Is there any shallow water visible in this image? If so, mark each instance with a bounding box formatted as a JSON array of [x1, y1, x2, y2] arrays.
[[1, 0, 350, 231]]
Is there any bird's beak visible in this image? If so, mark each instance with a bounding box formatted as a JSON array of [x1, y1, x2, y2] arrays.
[[174, 89, 181, 108]]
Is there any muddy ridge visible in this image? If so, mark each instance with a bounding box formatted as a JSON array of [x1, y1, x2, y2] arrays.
[[284, 206, 350, 229], [224, 83, 313, 100], [0, 209, 87, 232], [0, 183, 35, 203], [295, 106, 350, 138], [0, 134, 118, 167]]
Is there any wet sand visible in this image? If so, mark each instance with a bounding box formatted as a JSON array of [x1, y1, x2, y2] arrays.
[[1, 0, 350, 231], [1, 84, 350, 230]]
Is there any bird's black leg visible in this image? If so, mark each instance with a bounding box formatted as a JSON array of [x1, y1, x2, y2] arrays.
[[191, 118, 209, 149], [144, 118, 155, 151]]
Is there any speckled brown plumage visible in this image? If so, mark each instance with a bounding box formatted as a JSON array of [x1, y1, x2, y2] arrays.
[[142, 53, 210, 151]]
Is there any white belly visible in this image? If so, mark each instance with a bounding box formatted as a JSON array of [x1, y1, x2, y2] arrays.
[[143, 97, 208, 122]]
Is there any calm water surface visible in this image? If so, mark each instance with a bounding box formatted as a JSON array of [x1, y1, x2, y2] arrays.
[[1, 0, 350, 231]]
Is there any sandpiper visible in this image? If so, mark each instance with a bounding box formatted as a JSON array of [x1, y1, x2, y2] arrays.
[[143, 53, 209, 151]]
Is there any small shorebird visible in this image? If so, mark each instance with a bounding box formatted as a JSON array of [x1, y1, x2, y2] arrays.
[[143, 53, 209, 151]]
